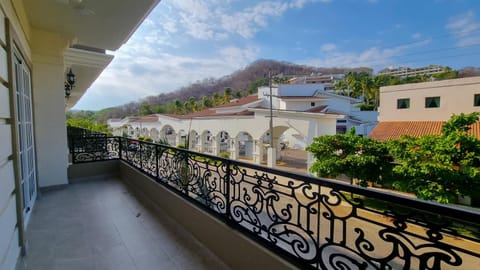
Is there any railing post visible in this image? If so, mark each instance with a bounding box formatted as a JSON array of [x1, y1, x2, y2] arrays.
[[139, 140, 143, 171], [225, 159, 231, 224], [155, 144, 159, 179], [71, 135, 75, 163], [118, 137, 122, 160]]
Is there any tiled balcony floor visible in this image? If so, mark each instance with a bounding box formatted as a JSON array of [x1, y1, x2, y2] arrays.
[[16, 176, 230, 270]]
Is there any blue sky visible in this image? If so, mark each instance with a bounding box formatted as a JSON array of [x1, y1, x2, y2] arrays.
[[73, 0, 480, 110]]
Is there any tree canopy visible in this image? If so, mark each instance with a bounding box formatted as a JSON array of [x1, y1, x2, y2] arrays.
[[307, 112, 480, 204], [306, 128, 393, 186]]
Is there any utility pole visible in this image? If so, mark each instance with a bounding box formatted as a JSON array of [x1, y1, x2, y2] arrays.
[[267, 71, 276, 168], [269, 71, 273, 148]]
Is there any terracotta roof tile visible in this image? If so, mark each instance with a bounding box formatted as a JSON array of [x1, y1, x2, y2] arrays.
[[215, 94, 259, 108], [370, 121, 480, 141], [163, 109, 254, 119], [128, 116, 159, 123]]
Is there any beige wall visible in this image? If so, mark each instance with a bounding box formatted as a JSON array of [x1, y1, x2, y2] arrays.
[[379, 76, 480, 121], [0, 6, 20, 270]]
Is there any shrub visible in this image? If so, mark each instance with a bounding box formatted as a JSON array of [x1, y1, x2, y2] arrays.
[[219, 152, 230, 158]]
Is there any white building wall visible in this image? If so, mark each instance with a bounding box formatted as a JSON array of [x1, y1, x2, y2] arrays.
[[0, 7, 20, 270], [278, 84, 324, 96], [379, 76, 480, 121], [32, 60, 69, 187]]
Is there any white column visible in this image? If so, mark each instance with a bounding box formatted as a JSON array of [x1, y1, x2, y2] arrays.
[[267, 147, 276, 168], [230, 138, 239, 160], [32, 56, 69, 187], [212, 136, 220, 156], [253, 140, 263, 164]]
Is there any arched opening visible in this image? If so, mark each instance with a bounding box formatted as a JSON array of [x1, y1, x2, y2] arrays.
[[189, 130, 200, 151], [160, 125, 176, 145], [201, 130, 214, 154], [236, 131, 253, 160], [150, 128, 160, 141], [276, 126, 308, 173], [177, 129, 188, 147], [217, 131, 230, 155], [141, 127, 149, 137]]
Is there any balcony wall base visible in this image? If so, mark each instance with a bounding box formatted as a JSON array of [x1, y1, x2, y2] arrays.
[[68, 160, 120, 184], [119, 161, 297, 270]]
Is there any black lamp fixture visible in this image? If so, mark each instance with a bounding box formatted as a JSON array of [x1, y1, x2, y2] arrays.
[[64, 68, 76, 98]]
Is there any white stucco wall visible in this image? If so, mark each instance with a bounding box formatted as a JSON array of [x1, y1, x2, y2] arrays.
[[379, 76, 480, 121], [31, 30, 70, 187]]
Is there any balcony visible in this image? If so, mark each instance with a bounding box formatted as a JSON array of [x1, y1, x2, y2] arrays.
[[17, 131, 480, 270], [16, 176, 230, 270]]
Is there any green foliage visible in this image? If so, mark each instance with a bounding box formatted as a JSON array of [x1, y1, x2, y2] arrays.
[[219, 152, 230, 158], [139, 101, 153, 115], [137, 136, 153, 142], [177, 144, 186, 149], [66, 116, 110, 135], [307, 129, 393, 186], [334, 69, 459, 111], [248, 77, 268, 94], [388, 112, 480, 203], [356, 104, 375, 111]]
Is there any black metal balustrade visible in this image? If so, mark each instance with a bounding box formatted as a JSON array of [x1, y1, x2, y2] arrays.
[[69, 134, 480, 270]]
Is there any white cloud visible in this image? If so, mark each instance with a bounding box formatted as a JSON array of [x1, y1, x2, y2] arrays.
[[161, 0, 329, 40], [320, 43, 337, 52], [303, 39, 431, 70], [412, 32, 422, 39], [73, 44, 260, 110], [289, 0, 331, 9], [446, 11, 480, 46]]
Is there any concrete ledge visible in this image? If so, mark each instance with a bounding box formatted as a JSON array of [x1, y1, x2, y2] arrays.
[[68, 160, 119, 182], [119, 162, 297, 270]]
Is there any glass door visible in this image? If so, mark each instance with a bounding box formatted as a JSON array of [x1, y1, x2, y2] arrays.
[[14, 50, 36, 224]]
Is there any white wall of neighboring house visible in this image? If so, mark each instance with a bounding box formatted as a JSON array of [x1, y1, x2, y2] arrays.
[[379, 76, 480, 121]]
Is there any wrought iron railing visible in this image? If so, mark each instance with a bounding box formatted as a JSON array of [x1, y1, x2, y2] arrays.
[[69, 135, 480, 270]]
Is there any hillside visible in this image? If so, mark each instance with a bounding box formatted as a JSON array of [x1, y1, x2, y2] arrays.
[[90, 59, 363, 122]]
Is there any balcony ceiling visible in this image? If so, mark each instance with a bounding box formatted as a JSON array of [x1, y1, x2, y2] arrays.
[[23, 0, 160, 51]]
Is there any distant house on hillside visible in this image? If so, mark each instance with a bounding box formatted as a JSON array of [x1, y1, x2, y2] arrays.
[[377, 64, 446, 78], [370, 76, 480, 141]]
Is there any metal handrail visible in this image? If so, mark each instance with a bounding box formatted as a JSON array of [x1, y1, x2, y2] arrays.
[[69, 135, 480, 270]]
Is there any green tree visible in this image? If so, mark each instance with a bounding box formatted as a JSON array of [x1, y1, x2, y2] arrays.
[[224, 87, 232, 103], [248, 77, 268, 94], [139, 101, 152, 115], [235, 90, 243, 99], [388, 112, 480, 203], [307, 128, 393, 186], [201, 95, 213, 108], [173, 99, 184, 114]]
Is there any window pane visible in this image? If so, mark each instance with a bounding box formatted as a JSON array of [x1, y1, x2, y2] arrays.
[[425, 97, 440, 108], [397, 98, 410, 109], [475, 94, 480, 107]]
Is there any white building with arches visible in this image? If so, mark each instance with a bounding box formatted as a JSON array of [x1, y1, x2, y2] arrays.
[[109, 84, 378, 169]]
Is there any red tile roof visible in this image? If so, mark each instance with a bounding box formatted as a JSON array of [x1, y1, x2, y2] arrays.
[[164, 109, 254, 119], [128, 116, 159, 123], [215, 94, 259, 108], [370, 121, 480, 141]]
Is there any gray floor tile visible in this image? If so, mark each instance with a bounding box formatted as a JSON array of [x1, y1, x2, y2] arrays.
[[17, 177, 230, 270]]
